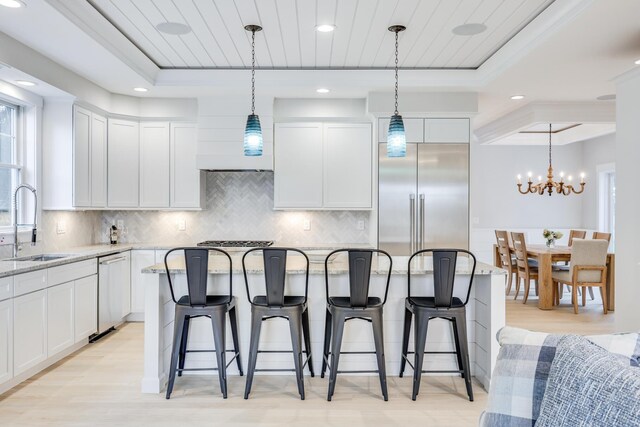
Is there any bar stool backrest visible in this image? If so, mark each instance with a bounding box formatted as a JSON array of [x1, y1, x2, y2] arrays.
[[407, 249, 477, 308], [163, 247, 233, 307], [325, 249, 393, 308], [243, 247, 310, 306]]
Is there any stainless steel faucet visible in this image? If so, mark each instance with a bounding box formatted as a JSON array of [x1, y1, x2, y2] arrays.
[[13, 184, 37, 258]]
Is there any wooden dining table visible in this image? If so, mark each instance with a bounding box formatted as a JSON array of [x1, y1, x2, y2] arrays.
[[493, 244, 615, 311]]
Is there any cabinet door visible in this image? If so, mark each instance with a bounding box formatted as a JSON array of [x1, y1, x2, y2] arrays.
[[424, 118, 469, 143], [108, 119, 140, 207], [91, 113, 108, 207], [140, 122, 170, 207], [170, 123, 202, 208], [323, 123, 372, 209], [73, 106, 91, 207], [13, 290, 47, 375], [47, 282, 74, 357], [130, 250, 155, 314], [378, 118, 424, 143], [0, 299, 12, 385], [74, 275, 97, 342], [274, 123, 323, 209]]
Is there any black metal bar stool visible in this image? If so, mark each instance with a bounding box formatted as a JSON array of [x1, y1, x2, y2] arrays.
[[164, 247, 242, 399], [399, 249, 476, 401], [242, 247, 314, 400], [320, 249, 392, 401]]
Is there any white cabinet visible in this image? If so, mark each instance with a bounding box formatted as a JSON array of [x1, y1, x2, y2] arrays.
[[13, 290, 47, 375], [0, 299, 12, 386], [130, 250, 155, 315], [140, 122, 170, 208], [170, 123, 204, 208], [274, 123, 324, 208], [108, 119, 140, 207], [73, 107, 107, 208], [323, 123, 372, 208], [378, 118, 424, 142], [425, 118, 469, 143], [47, 282, 74, 357], [74, 275, 97, 343], [274, 122, 372, 209]]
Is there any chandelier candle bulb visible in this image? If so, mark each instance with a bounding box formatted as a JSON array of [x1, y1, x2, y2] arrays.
[[517, 174, 522, 184], [580, 173, 585, 183]]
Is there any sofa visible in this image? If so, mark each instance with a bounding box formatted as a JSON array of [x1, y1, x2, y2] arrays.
[[480, 326, 640, 426]]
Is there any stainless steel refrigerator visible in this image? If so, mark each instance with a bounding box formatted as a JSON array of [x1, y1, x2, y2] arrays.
[[378, 143, 469, 255]]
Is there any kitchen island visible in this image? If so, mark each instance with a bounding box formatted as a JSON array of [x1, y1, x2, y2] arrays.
[[140, 253, 506, 394]]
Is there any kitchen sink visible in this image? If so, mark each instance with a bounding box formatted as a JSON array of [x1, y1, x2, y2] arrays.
[[8, 254, 72, 262]]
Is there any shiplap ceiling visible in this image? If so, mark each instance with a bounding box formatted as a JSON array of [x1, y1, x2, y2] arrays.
[[88, 0, 555, 70]]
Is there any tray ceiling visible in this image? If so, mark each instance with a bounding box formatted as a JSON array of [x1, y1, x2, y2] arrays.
[[88, 0, 555, 70]]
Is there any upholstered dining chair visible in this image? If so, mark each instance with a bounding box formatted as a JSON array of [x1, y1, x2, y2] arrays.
[[552, 239, 609, 314], [495, 230, 517, 296], [510, 232, 538, 303]]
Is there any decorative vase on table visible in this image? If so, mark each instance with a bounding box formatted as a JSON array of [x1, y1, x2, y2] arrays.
[[542, 229, 563, 248]]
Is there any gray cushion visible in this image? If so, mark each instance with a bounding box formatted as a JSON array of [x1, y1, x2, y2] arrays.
[[536, 335, 640, 427]]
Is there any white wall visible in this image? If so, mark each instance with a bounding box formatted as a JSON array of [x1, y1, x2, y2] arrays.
[[580, 133, 616, 230], [614, 69, 640, 332]]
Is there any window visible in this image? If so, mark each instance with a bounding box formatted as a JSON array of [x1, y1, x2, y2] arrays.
[[598, 164, 615, 250], [0, 101, 20, 227]]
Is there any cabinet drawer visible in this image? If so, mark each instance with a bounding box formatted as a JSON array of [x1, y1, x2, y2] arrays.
[[0, 277, 13, 301], [14, 270, 48, 297], [48, 259, 97, 286]]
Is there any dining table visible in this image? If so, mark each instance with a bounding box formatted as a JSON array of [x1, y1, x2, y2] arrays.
[[493, 244, 615, 311]]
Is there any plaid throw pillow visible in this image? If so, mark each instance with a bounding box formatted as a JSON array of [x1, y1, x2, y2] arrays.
[[480, 327, 640, 427], [536, 335, 640, 427]]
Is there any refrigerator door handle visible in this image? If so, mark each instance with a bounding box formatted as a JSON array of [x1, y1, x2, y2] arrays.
[[419, 194, 425, 251], [409, 194, 416, 254]]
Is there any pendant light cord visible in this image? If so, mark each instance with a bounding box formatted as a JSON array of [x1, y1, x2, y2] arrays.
[[251, 29, 256, 115], [394, 30, 399, 115], [548, 123, 552, 169]]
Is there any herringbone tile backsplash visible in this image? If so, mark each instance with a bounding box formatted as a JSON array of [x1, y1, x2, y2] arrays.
[[99, 172, 371, 245]]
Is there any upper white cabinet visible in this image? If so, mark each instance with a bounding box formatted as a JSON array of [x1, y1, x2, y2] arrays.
[[73, 107, 108, 208], [377, 118, 470, 143], [171, 123, 204, 209], [108, 119, 140, 207], [323, 123, 372, 209], [274, 122, 372, 210], [90, 113, 108, 206], [274, 123, 324, 209], [140, 122, 170, 208]]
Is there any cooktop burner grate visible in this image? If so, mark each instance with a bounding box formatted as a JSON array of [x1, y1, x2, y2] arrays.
[[197, 240, 274, 248]]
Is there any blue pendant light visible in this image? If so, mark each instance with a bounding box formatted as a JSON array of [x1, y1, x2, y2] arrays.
[[244, 25, 263, 156], [387, 25, 407, 158]]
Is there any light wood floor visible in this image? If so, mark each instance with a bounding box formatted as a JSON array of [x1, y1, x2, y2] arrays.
[[0, 289, 616, 427]]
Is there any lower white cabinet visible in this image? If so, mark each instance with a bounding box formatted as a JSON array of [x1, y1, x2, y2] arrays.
[[0, 300, 12, 386], [74, 275, 97, 343], [13, 290, 47, 376], [47, 282, 75, 357]]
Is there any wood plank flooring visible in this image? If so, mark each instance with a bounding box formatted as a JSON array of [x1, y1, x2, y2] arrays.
[[0, 290, 616, 426]]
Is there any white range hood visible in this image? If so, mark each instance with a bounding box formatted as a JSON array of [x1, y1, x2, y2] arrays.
[[196, 97, 273, 171]]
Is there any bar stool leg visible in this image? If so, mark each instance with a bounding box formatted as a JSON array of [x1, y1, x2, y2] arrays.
[[288, 310, 305, 400], [371, 309, 388, 401], [399, 306, 412, 377], [166, 311, 187, 399], [244, 308, 263, 399], [412, 312, 429, 401], [321, 308, 332, 378], [178, 316, 190, 377], [228, 305, 243, 376], [301, 307, 315, 377], [211, 309, 228, 398], [452, 312, 473, 401], [327, 310, 345, 401], [451, 317, 464, 378]]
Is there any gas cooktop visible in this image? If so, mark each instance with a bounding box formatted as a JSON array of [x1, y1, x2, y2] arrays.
[[197, 240, 274, 248]]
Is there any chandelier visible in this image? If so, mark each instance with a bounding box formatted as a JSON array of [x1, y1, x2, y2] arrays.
[[517, 124, 585, 196]]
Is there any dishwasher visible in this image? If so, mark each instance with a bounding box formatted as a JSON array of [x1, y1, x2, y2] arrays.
[[92, 251, 131, 340]]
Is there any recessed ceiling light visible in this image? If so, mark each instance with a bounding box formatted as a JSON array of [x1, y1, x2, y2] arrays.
[[635, 59, 640, 65], [452, 23, 487, 36], [0, 0, 25, 8], [15, 80, 36, 87], [596, 94, 616, 101], [316, 88, 330, 94], [510, 95, 525, 100], [133, 87, 148, 92], [156, 22, 192, 35], [316, 24, 336, 33]]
